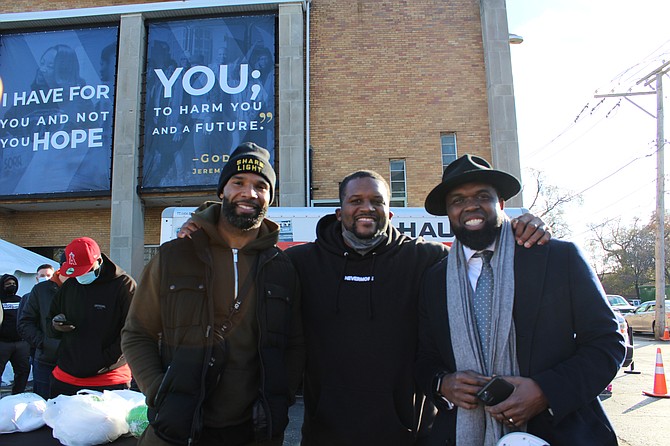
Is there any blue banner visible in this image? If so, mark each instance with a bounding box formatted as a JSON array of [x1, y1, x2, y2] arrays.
[[0, 27, 118, 196], [143, 15, 276, 189]]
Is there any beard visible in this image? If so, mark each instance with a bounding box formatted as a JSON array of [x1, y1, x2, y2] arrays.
[[221, 196, 267, 230], [451, 215, 503, 250]]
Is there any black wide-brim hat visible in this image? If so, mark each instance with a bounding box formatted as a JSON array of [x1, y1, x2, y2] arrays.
[[424, 154, 521, 216]]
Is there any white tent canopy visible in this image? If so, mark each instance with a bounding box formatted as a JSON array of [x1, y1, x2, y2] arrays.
[[1, 238, 57, 386], [0, 237, 59, 298]]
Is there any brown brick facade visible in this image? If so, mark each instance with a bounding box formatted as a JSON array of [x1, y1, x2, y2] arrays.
[[0, 206, 163, 259], [308, 0, 491, 205]]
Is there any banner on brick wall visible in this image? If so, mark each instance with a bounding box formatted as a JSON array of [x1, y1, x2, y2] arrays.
[[0, 27, 118, 196], [142, 15, 276, 190]]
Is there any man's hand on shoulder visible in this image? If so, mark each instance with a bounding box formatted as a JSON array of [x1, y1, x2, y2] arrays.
[[511, 213, 551, 247], [177, 218, 201, 239]]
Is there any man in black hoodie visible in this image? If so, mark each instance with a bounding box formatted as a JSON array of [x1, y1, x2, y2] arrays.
[[285, 170, 550, 446], [47, 237, 136, 397], [0, 274, 31, 394]]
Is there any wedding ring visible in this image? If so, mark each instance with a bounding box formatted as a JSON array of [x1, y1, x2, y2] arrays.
[[508, 417, 515, 425]]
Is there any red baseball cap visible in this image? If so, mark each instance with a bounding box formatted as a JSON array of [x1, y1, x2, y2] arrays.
[[61, 237, 101, 278]]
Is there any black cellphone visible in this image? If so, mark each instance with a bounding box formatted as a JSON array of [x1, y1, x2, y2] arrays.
[[476, 376, 514, 406], [53, 315, 74, 326]]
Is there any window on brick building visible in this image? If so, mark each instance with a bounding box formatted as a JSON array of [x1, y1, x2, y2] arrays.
[[441, 132, 458, 170], [389, 159, 407, 207], [311, 199, 340, 207]]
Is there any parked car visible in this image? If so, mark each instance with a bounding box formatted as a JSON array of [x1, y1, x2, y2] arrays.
[[606, 294, 637, 314], [612, 307, 634, 368], [625, 300, 670, 334]]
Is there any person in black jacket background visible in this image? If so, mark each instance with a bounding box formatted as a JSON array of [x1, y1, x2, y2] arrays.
[[18, 264, 66, 399], [0, 274, 30, 394]]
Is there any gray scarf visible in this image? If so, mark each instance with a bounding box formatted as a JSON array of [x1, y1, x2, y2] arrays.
[[446, 219, 522, 446], [341, 228, 387, 255]]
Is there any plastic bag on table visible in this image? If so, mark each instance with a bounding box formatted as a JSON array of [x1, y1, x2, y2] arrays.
[[126, 404, 149, 438], [43, 390, 130, 446], [0, 392, 47, 433]]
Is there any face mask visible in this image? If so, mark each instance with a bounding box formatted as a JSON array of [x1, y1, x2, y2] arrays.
[[76, 266, 100, 285], [4, 284, 18, 295], [37, 277, 49, 283]]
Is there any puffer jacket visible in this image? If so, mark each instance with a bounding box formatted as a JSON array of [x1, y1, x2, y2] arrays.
[[17, 277, 62, 365], [122, 204, 304, 444]]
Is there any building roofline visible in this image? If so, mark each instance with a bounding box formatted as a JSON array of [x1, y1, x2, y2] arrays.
[[0, 0, 302, 29]]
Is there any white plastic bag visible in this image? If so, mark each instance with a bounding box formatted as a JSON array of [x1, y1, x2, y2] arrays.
[[0, 392, 47, 433], [43, 390, 130, 446]]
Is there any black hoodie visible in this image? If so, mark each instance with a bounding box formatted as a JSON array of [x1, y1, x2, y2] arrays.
[[47, 254, 136, 378], [286, 214, 449, 446], [0, 274, 21, 341]]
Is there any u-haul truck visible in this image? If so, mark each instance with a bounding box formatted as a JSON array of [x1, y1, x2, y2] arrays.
[[160, 207, 528, 248]]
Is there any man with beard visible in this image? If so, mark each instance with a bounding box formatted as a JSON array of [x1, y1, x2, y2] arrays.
[[415, 154, 625, 446], [122, 142, 304, 446], [284, 170, 550, 446]]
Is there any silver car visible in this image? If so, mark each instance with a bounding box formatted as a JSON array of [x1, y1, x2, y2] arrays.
[[625, 300, 670, 334]]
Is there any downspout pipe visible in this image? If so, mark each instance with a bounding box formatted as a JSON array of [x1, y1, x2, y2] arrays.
[[305, 0, 312, 206]]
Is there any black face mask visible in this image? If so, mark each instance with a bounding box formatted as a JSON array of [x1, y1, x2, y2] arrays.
[[4, 284, 18, 295]]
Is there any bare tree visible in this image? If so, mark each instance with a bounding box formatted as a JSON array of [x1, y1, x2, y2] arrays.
[[524, 168, 582, 238], [589, 217, 654, 298]]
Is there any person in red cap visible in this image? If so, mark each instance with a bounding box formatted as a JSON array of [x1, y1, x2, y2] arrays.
[[47, 237, 136, 397]]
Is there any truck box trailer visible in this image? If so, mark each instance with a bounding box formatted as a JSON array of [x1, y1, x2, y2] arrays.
[[160, 206, 528, 248]]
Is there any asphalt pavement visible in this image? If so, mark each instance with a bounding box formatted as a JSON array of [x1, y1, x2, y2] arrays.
[[4, 335, 667, 445], [601, 333, 670, 446], [285, 334, 670, 446]]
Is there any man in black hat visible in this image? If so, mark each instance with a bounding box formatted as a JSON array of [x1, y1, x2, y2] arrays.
[[122, 142, 304, 446], [415, 154, 625, 446]]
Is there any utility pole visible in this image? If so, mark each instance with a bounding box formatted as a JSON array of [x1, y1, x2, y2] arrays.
[[595, 60, 669, 340]]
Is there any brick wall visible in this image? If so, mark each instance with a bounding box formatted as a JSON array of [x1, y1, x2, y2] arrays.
[[0, 206, 164, 254], [309, 0, 491, 205]]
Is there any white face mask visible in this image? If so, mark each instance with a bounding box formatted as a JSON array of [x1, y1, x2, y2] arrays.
[[37, 277, 49, 283], [76, 262, 101, 285]]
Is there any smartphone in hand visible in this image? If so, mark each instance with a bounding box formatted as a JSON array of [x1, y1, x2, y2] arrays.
[[476, 376, 514, 406]]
